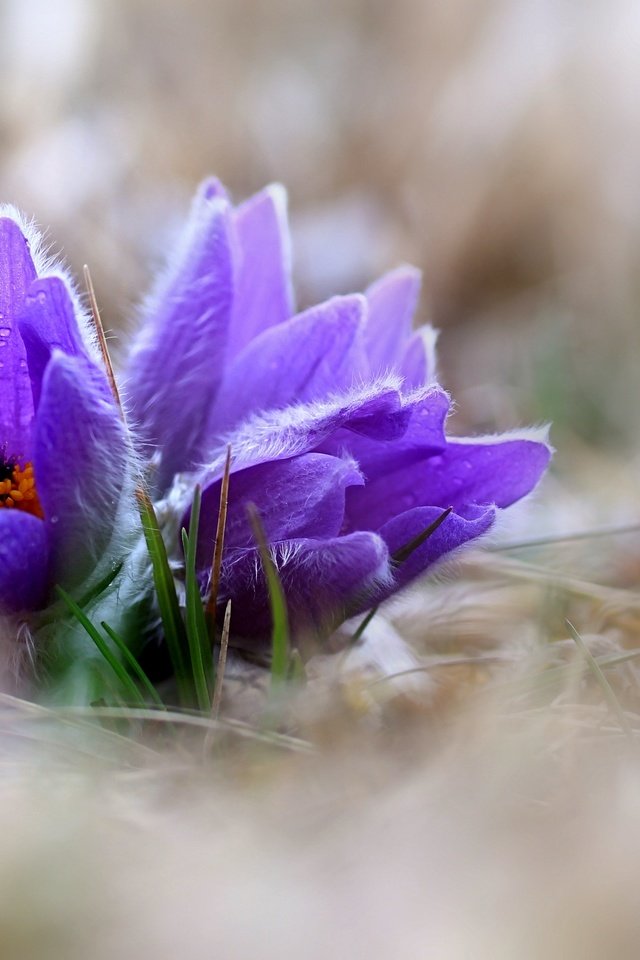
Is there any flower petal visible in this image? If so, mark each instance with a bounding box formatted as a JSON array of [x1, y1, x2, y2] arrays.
[[127, 185, 234, 490], [197, 377, 408, 487], [319, 387, 450, 483], [19, 277, 84, 356], [375, 503, 496, 595], [34, 352, 128, 591], [18, 277, 85, 410], [194, 453, 363, 566], [0, 217, 38, 312], [208, 295, 368, 438], [220, 531, 390, 639], [0, 510, 50, 612], [400, 326, 438, 389], [365, 266, 421, 372], [0, 218, 38, 458], [345, 432, 550, 532], [227, 184, 293, 359], [423, 435, 553, 510]]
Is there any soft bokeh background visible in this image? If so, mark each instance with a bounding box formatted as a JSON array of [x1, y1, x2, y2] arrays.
[[1, 0, 638, 471]]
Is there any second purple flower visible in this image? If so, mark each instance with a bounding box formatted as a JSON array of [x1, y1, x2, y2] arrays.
[[127, 179, 551, 642]]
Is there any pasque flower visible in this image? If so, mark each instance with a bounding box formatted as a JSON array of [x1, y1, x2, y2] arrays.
[[128, 179, 551, 640], [0, 211, 129, 616]]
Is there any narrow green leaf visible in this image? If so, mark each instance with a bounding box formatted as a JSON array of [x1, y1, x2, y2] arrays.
[[246, 504, 290, 689], [136, 488, 190, 705], [77, 561, 124, 609], [182, 486, 212, 712], [100, 621, 165, 709], [56, 586, 145, 707]]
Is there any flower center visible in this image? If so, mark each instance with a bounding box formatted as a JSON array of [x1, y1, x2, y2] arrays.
[[0, 458, 44, 519]]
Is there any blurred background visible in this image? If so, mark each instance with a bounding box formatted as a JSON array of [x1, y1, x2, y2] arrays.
[[1, 0, 638, 514]]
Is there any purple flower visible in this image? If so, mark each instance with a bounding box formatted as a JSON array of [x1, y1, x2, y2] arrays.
[[0, 212, 129, 615], [128, 179, 551, 640]]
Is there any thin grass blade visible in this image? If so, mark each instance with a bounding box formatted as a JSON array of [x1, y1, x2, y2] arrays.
[[136, 488, 190, 704], [206, 444, 232, 639], [100, 621, 165, 709], [56, 586, 146, 707], [246, 503, 290, 688], [182, 485, 212, 712]]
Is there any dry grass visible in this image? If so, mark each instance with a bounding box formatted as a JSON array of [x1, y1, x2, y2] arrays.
[[0, 497, 638, 958]]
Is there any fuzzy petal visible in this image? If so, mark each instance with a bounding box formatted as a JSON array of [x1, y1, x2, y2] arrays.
[[34, 352, 128, 591], [319, 387, 450, 483], [220, 531, 390, 639], [423, 436, 553, 509], [18, 277, 85, 410], [127, 186, 234, 490], [194, 453, 363, 566], [375, 504, 496, 595], [400, 326, 438, 389], [365, 266, 421, 373], [344, 432, 550, 532], [208, 295, 368, 438], [227, 184, 293, 359], [19, 277, 84, 356], [0, 510, 50, 612], [197, 378, 409, 487], [0, 218, 38, 458]]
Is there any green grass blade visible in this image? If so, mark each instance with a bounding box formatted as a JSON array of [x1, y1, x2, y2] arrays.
[[246, 504, 290, 688], [56, 586, 145, 707], [100, 621, 165, 709], [77, 561, 124, 609], [136, 488, 190, 705], [182, 486, 212, 712]]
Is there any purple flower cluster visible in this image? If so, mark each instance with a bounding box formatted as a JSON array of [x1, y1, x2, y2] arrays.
[[0, 213, 128, 615], [128, 179, 551, 641]]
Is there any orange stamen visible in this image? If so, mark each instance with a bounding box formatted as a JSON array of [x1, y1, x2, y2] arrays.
[[0, 461, 44, 519]]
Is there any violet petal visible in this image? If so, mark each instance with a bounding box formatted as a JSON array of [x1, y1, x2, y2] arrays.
[[220, 531, 390, 638], [0, 510, 50, 612], [208, 294, 368, 438], [227, 184, 293, 359], [345, 434, 550, 532], [18, 276, 85, 410], [127, 186, 234, 490], [319, 387, 450, 482], [194, 453, 363, 567], [199, 378, 407, 483], [365, 266, 421, 373], [34, 352, 128, 590], [0, 218, 38, 459], [375, 503, 496, 595]]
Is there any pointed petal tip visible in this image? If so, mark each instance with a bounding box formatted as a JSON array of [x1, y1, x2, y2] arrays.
[[197, 177, 231, 204], [365, 263, 422, 303]]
